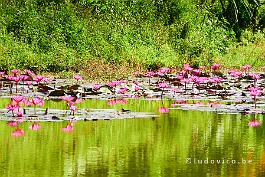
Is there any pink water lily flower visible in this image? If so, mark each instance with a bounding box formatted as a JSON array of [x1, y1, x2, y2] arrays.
[[229, 70, 242, 77], [249, 87, 262, 97], [74, 75, 83, 81], [144, 71, 155, 77], [25, 69, 35, 76], [211, 63, 221, 70], [61, 95, 75, 102], [241, 64, 251, 71], [20, 75, 30, 81], [93, 84, 102, 91], [183, 64, 193, 71], [159, 68, 171, 74], [34, 75, 44, 83], [192, 69, 201, 76], [6, 104, 20, 112], [132, 83, 140, 92], [12, 95, 25, 104], [158, 82, 169, 88], [108, 81, 122, 87], [116, 88, 128, 94], [249, 73, 260, 80], [11, 69, 20, 76], [31, 97, 44, 106]]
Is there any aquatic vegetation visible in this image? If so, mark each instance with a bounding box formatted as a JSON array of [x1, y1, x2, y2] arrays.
[[0, 64, 264, 133]]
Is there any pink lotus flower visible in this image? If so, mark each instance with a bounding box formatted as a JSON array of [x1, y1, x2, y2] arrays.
[[192, 69, 201, 76], [249, 87, 262, 97], [11, 69, 19, 75], [20, 75, 30, 81], [108, 81, 122, 87], [211, 63, 221, 70], [31, 97, 44, 106], [249, 87, 262, 108], [70, 105, 77, 111], [61, 95, 75, 102], [248, 120, 261, 127], [249, 73, 260, 80], [75, 98, 82, 104], [159, 68, 171, 74], [208, 77, 223, 84], [116, 88, 128, 94], [132, 83, 140, 92], [144, 71, 155, 77], [93, 84, 102, 91], [183, 64, 193, 71], [241, 64, 251, 71], [12, 95, 25, 104], [34, 76, 44, 83], [25, 69, 35, 76], [159, 107, 169, 113], [23, 99, 33, 106], [12, 128, 25, 137], [192, 76, 207, 84], [158, 82, 169, 88], [6, 104, 20, 111], [74, 75, 83, 81], [229, 70, 242, 77], [13, 76, 21, 83], [29, 123, 41, 131], [62, 123, 74, 132]]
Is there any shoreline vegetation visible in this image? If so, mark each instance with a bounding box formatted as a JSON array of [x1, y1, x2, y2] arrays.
[[0, 0, 265, 80]]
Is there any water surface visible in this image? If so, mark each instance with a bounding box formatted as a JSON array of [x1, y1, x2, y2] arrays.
[[0, 99, 265, 177]]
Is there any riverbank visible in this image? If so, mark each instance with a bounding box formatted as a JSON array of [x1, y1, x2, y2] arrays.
[[1, 1, 265, 76]]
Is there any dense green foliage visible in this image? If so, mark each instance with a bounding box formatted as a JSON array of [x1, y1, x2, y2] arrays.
[[0, 0, 265, 72]]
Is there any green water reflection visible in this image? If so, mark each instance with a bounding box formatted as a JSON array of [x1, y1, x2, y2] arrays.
[[0, 99, 265, 177]]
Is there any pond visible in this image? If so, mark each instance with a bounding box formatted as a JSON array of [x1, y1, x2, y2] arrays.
[[0, 99, 265, 177]]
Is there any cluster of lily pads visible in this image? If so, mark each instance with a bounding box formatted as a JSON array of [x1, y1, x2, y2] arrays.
[[1, 63, 265, 137]]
